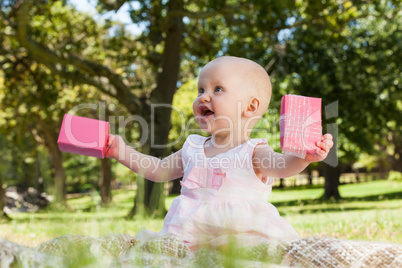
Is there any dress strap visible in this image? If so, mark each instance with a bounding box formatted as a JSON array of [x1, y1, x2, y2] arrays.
[[182, 135, 207, 170], [182, 135, 207, 156], [246, 138, 276, 186], [245, 138, 268, 153]]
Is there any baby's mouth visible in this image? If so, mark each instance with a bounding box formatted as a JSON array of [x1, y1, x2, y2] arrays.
[[199, 106, 214, 117]]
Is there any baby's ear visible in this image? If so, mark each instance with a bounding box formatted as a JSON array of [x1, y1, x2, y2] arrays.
[[244, 97, 260, 117]]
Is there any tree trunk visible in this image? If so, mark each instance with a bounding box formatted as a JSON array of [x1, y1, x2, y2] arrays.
[[354, 168, 360, 183], [0, 178, 4, 209], [14, 0, 182, 216], [170, 179, 182, 195], [322, 164, 341, 199], [38, 118, 67, 204], [53, 157, 67, 204], [278, 178, 285, 188], [127, 132, 169, 218], [20, 161, 33, 190], [127, 143, 149, 218], [127, 0, 184, 218], [100, 158, 112, 205], [0, 177, 11, 220], [387, 131, 402, 172], [35, 155, 45, 193], [390, 147, 402, 172], [0, 177, 5, 214], [392, 161, 402, 172], [307, 167, 313, 185]]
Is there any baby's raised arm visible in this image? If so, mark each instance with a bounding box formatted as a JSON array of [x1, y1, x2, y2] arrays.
[[253, 134, 333, 178], [106, 134, 184, 182]]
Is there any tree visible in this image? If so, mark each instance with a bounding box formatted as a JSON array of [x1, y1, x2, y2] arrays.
[[5, 0, 294, 216], [0, 135, 11, 220], [0, 178, 10, 220], [5, 0, 396, 214], [0, 1, 124, 205], [279, 0, 401, 198]]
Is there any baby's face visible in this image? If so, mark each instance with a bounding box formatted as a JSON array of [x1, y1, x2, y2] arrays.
[[193, 59, 256, 135]]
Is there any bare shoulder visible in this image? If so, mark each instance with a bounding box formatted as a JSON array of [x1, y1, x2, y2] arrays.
[[252, 143, 274, 158], [252, 142, 278, 175]]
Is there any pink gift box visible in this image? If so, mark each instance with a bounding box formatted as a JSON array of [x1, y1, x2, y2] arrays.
[[57, 114, 110, 159], [280, 95, 322, 158]]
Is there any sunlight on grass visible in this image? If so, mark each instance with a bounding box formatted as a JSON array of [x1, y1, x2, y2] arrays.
[[340, 180, 402, 198], [289, 208, 402, 243], [272, 180, 402, 244], [268, 187, 324, 203], [1, 180, 401, 247]]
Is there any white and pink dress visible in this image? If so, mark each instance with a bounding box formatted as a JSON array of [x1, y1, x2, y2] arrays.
[[136, 134, 299, 251]]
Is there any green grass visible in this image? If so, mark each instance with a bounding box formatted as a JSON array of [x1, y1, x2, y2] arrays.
[[1, 180, 401, 247], [269, 180, 402, 244]]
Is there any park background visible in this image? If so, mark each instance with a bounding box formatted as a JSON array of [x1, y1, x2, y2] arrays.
[[0, 0, 401, 247]]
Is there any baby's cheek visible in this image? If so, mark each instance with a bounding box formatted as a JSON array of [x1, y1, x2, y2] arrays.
[[192, 100, 198, 115]]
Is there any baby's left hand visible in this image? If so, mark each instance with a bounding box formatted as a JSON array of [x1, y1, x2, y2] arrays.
[[305, 134, 334, 163]]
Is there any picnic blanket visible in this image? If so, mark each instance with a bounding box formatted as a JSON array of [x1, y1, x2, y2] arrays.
[[1, 234, 401, 267]]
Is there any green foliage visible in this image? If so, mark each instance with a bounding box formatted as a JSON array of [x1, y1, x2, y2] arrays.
[[278, 0, 402, 166], [169, 79, 207, 151], [2, 0, 401, 210], [0, 0, 141, 198], [388, 170, 402, 182]]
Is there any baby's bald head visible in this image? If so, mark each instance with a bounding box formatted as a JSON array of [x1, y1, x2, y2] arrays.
[[205, 56, 272, 116]]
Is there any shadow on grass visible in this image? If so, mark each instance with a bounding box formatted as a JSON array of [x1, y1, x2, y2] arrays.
[[272, 191, 402, 207], [294, 206, 402, 215], [7, 214, 130, 223], [272, 184, 325, 191]]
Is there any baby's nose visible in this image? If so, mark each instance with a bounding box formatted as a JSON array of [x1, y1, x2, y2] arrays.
[[200, 92, 211, 102]]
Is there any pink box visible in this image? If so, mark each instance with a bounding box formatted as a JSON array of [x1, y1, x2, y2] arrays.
[[57, 114, 110, 159], [280, 95, 322, 158]]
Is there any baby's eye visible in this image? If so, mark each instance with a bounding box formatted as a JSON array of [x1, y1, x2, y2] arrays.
[[215, 87, 223, 92], [198, 88, 205, 94]]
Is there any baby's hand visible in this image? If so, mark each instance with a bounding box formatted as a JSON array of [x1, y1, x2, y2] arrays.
[[105, 134, 126, 160], [304, 134, 334, 163]]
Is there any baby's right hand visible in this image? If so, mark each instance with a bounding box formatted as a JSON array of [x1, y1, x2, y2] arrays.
[[105, 134, 126, 160]]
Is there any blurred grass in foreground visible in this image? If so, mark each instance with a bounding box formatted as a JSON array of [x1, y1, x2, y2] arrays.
[[0, 180, 401, 247]]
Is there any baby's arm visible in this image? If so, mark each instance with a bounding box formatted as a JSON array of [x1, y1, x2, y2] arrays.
[[253, 134, 333, 178], [105, 134, 183, 182]]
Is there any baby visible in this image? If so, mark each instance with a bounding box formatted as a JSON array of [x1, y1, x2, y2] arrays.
[[106, 56, 333, 251]]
